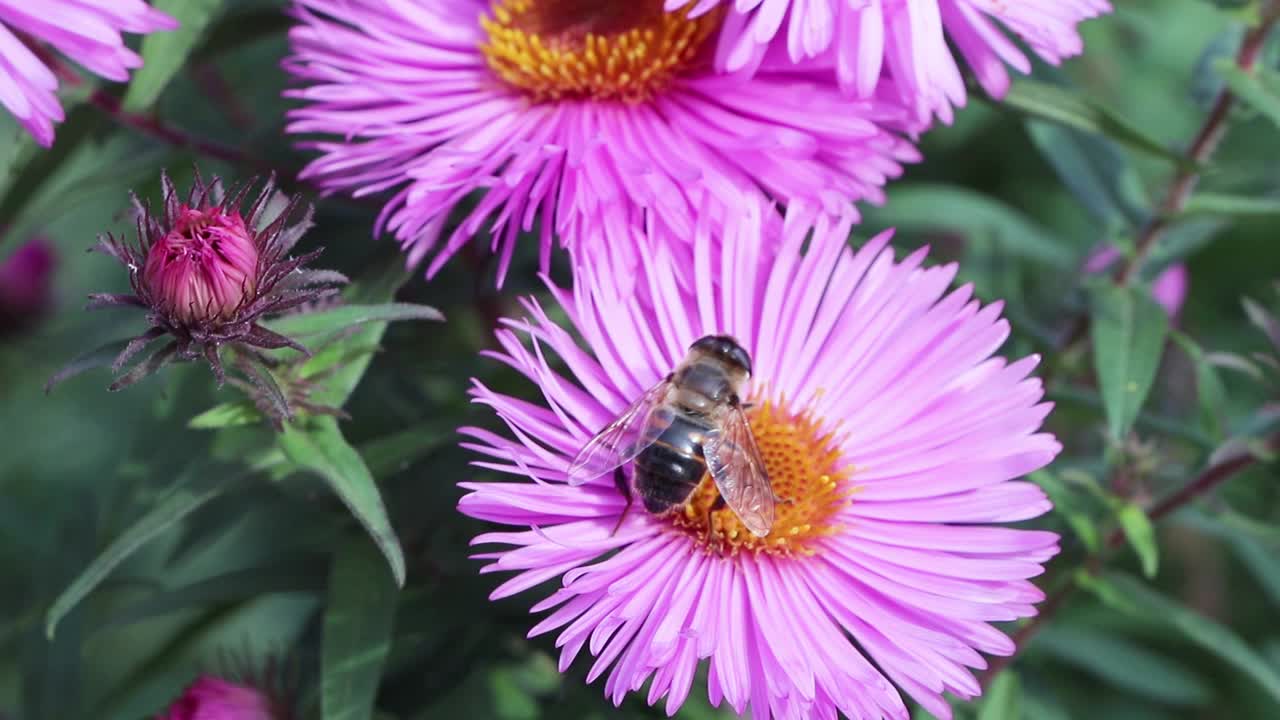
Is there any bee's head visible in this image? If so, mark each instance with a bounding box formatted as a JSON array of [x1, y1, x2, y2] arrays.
[[689, 335, 752, 376]]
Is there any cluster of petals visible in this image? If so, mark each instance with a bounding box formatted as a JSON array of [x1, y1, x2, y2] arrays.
[[0, 0, 176, 146], [458, 201, 1061, 719], [283, 0, 919, 285], [674, 0, 1112, 121]]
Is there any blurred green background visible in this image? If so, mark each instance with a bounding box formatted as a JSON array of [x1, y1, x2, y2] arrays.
[[2, 0, 1280, 718]]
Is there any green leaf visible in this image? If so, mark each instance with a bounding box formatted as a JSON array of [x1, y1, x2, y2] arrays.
[[1144, 219, 1226, 276], [1182, 192, 1280, 219], [12, 138, 169, 242], [1117, 504, 1160, 578], [1233, 533, 1280, 609], [265, 302, 444, 340], [122, 0, 226, 112], [44, 465, 241, 638], [1000, 79, 1188, 167], [977, 670, 1021, 720], [361, 422, 452, 478], [1170, 331, 1229, 440], [1031, 470, 1102, 552], [102, 558, 326, 629], [26, 496, 96, 719], [192, 8, 293, 60], [188, 401, 263, 429], [279, 418, 405, 586], [309, 259, 420, 408], [1215, 59, 1280, 130], [488, 668, 539, 720], [1032, 626, 1211, 706], [1090, 573, 1280, 705], [1024, 119, 1148, 228], [1046, 386, 1212, 449], [1179, 511, 1280, 609], [323, 535, 400, 720], [0, 113, 34, 193], [862, 184, 1073, 268], [1090, 284, 1171, 439], [1018, 696, 1069, 720], [0, 106, 102, 231]]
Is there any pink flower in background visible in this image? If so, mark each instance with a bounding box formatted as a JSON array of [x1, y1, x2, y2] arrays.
[[0, 237, 56, 337], [459, 200, 1060, 719], [155, 676, 279, 720], [1086, 246, 1189, 319], [0, 0, 176, 146], [670, 0, 1111, 122], [284, 0, 918, 286]]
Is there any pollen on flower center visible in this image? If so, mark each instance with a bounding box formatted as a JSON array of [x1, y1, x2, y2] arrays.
[[674, 399, 855, 556], [479, 0, 721, 103]]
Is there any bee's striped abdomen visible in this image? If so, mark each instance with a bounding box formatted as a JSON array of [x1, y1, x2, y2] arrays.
[[634, 410, 711, 515]]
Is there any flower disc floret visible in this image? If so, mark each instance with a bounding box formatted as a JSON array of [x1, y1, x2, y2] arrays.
[[480, 0, 720, 103], [675, 400, 853, 555]]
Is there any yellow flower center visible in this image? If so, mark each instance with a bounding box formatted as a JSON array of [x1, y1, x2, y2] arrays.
[[479, 0, 721, 103], [674, 399, 855, 556]]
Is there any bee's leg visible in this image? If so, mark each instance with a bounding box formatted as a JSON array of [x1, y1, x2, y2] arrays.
[[703, 495, 727, 554], [610, 468, 632, 536]]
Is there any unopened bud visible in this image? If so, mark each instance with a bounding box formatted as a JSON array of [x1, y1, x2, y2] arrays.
[[155, 676, 280, 720], [142, 207, 258, 325], [0, 238, 57, 337]]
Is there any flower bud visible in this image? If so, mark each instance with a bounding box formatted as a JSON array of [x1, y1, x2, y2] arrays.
[[58, 171, 345, 393], [142, 207, 258, 325], [1151, 263, 1189, 321], [155, 676, 279, 720], [0, 238, 57, 337]]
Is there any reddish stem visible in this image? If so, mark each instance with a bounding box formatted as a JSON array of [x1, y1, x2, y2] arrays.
[[979, 439, 1270, 686], [1047, 5, 1280, 363], [24, 42, 327, 193], [191, 62, 256, 131], [86, 89, 264, 171], [1114, 1, 1280, 285]]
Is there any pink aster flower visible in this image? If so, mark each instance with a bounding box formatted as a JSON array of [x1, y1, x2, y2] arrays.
[[0, 0, 177, 146], [458, 201, 1061, 719], [284, 0, 918, 286], [156, 675, 283, 720], [672, 0, 1110, 122]]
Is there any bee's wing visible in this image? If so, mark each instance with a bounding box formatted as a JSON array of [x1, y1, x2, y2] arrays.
[[703, 406, 775, 537], [566, 379, 671, 486]]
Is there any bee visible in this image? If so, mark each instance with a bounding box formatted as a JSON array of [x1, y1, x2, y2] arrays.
[[567, 335, 775, 538]]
